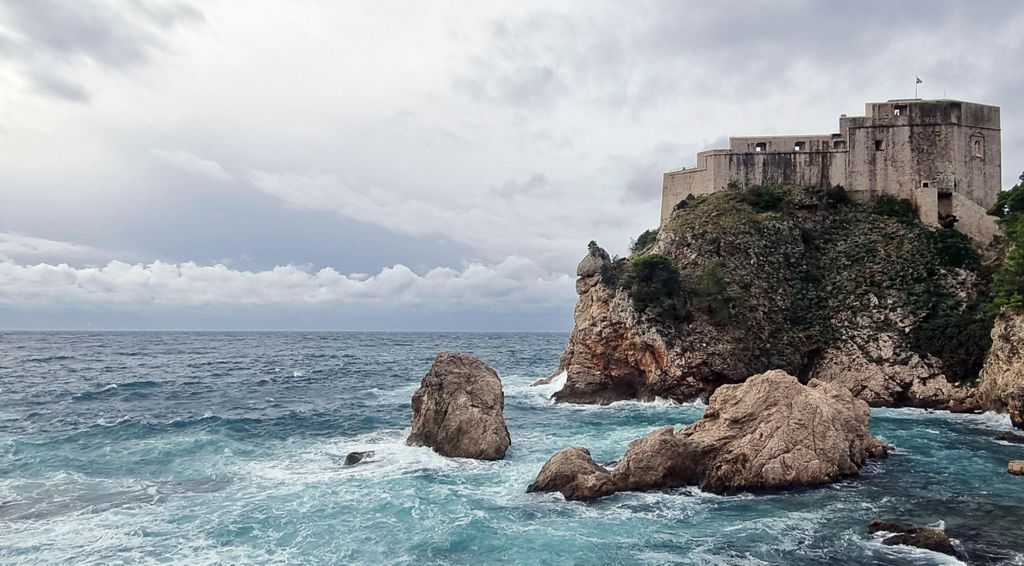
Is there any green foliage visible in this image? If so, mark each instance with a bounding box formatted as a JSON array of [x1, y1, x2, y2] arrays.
[[735, 184, 785, 212], [625, 254, 684, 325], [693, 260, 732, 324], [599, 257, 628, 289], [989, 175, 1024, 311], [824, 185, 850, 206], [631, 229, 659, 254], [910, 299, 993, 384], [871, 196, 917, 224], [928, 229, 979, 270]]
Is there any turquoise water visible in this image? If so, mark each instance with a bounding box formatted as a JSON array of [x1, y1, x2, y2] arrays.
[[1, 332, 1022, 565]]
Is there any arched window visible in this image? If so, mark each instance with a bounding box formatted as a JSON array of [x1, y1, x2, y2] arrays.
[[754, 142, 767, 153]]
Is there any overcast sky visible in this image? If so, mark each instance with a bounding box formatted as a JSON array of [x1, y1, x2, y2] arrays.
[[1, 0, 1022, 331]]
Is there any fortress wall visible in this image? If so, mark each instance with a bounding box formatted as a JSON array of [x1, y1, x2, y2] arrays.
[[950, 192, 1000, 247]]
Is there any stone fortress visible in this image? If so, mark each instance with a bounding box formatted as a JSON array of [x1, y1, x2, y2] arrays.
[[661, 98, 1002, 245]]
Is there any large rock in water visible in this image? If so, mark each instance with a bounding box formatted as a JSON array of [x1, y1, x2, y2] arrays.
[[529, 370, 887, 499], [979, 309, 1024, 428], [681, 370, 888, 494], [526, 447, 616, 501], [406, 352, 511, 460]]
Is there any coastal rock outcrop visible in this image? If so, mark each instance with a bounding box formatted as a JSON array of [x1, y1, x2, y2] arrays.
[[526, 447, 616, 501], [530, 370, 886, 500], [867, 520, 958, 557], [680, 370, 888, 494], [979, 309, 1024, 428], [406, 352, 511, 460], [548, 187, 990, 411], [1010, 461, 1024, 476]]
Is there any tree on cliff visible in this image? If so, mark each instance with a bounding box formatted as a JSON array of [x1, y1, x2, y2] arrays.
[[989, 172, 1024, 311]]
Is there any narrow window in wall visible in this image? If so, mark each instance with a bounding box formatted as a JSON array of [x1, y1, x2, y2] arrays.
[[874, 140, 884, 151], [971, 132, 985, 159], [794, 141, 806, 152], [833, 140, 846, 150], [754, 142, 766, 153], [894, 104, 908, 116]]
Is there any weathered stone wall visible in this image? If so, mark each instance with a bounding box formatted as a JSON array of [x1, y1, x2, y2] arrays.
[[660, 98, 1002, 246]]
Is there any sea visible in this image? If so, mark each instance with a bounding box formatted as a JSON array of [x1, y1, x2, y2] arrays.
[[1, 331, 1022, 565]]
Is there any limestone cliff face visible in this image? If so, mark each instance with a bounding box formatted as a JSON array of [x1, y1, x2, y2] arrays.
[[979, 309, 1024, 427], [553, 187, 988, 410]]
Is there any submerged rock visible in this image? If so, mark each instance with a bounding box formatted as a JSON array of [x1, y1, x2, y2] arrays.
[[526, 447, 616, 501], [995, 431, 1024, 444], [1010, 461, 1024, 476], [530, 370, 886, 500], [979, 309, 1024, 428], [867, 519, 958, 557], [681, 370, 888, 494], [406, 352, 511, 460], [344, 451, 374, 466]]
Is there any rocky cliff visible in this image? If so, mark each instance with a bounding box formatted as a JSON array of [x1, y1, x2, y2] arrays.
[[553, 186, 993, 410]]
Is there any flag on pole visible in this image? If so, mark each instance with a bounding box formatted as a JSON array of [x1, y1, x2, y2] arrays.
[[916, 77, 923, 84]]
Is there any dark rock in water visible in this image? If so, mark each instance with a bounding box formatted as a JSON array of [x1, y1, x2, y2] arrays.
[[612, 425, 698, 491], [995, 431, 1024, 444], [406, 352, 511, 460], [344, 451, 374, 466], [868, 519, 958, 557], [527, 446, 616, 501]]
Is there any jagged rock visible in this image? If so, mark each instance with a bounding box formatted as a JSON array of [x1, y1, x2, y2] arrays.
[[612, 425, 698, 491], [576, 242, 611, 278], [680, 370, 888, 494], [1010, 461, 1024, 476], [526, 447, 616, 501], [344, 451, 374, 466], [979, 309, 1024, 428], [406, 352, 511, 460], [868, 520, 958, 557], [810, 339, 979, 411], [995, 431, 1024, 444], [530, 371, 886, 501]]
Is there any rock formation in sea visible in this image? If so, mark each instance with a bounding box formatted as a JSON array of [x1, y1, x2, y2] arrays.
[[344, 451, 374, 466], [406, 352, 511, 460], [867, 519, 959, 557], [550, 186, 992, 410], [979, 308, 1024, 428], [529, 371, 887, 500], [1010, 461, 1024, 476]]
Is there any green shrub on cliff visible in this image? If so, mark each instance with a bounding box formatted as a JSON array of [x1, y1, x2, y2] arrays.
[[989, 173, 1024, 310], [631, 229, 659, 254], [624, 254, 684, 325], [736, 184, 785, 212], [871, 196, 917, 224], [694, 260, 732, 324]]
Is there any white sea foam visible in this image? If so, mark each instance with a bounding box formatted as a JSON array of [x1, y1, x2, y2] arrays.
[[872, 407, 1014, 431]]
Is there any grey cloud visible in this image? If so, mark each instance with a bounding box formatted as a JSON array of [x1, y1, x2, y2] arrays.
[[494, 172, 549, 198], [0, 0, 203, 101], [27, 68, 90, 102]]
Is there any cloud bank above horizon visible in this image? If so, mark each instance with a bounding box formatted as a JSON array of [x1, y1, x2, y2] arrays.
[[1, 0, 1023, 330]]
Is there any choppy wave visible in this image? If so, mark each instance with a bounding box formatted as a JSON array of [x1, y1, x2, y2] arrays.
[[2, 332, 1023, 564]]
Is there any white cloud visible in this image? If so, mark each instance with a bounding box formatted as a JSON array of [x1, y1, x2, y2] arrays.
[[0, 256, 575, 309], [150, 149, 231, 181]]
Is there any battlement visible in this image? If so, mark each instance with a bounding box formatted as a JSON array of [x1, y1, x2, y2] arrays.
[[661, 98, 1002, 246]]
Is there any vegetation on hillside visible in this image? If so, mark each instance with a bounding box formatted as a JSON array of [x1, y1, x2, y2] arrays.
[[597, 182, 1012, 385], [989, 172, 1024, 311]]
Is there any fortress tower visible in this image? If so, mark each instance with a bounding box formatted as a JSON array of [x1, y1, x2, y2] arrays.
[[661, 98, 1002, 245]]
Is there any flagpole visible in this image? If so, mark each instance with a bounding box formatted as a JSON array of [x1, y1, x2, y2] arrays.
[[915, 78, 918, 98]]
